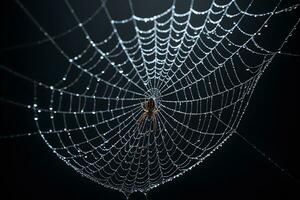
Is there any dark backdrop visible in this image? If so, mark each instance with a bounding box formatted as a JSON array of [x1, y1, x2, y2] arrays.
[[0, 0, 299, 200]]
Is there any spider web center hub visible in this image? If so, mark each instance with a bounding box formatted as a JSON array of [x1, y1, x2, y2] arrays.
[[145, 88, 161, 109]]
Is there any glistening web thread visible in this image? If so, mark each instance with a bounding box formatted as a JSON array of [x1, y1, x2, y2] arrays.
[[0, 0, 299, 198]]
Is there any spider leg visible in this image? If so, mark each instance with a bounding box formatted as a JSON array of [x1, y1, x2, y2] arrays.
[[137, 112, 147, 127], [152, 114, 157, 133]]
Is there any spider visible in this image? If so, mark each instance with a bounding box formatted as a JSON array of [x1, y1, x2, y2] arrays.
[[137, 98, 159, 132]]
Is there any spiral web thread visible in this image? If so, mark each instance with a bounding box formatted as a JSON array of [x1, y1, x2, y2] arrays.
[[0, 0, 299, 197]]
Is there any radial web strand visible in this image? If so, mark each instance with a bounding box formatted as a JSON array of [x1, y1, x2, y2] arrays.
[[0, 0, 299, 197]]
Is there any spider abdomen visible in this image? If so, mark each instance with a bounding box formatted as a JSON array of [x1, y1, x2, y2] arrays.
[[146, 98, 155, 113]]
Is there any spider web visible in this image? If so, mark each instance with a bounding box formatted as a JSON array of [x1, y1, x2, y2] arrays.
[[0, 0, 299, 198]]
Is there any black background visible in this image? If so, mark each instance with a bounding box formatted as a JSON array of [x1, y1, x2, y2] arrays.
[[0, 0, 299, 200]]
